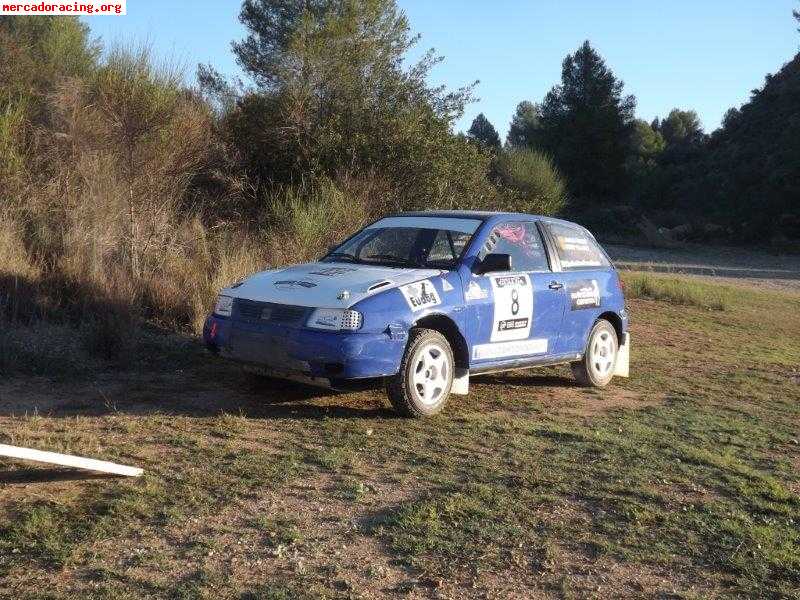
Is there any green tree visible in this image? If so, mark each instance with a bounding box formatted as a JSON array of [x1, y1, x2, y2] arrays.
[[505, 101, 542, 148], [223, 0, 490, 209], [537, 41, 636, 205], [658, 108, 704, 147], [233, 0, 338, 89], [467, 113, 500, 149], [629, 119, 665, 158], [626, 119, 666, 207], [693, 54, 800, 239]]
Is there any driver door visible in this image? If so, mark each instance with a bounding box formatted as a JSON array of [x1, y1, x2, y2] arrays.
[[465, 220, 567, 365]]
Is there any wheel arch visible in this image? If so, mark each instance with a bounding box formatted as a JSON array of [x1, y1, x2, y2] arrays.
[[597, 311, 624, 344], [413, 313, 470, 370]]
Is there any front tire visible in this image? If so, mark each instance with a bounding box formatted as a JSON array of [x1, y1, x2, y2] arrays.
[[386, 328, 454, 417], [571, 319, 618, 388]]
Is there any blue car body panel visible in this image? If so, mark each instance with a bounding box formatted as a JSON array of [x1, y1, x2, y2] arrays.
[[203, 211, 629, 384]]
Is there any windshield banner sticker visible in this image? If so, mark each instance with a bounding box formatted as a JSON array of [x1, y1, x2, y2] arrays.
[[568, 279, 601, 310], [400, 280, 441, 312], [490, 274, 533, 342]]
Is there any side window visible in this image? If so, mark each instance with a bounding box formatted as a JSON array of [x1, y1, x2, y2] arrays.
[[483, 221, 549, 272], [546, 223, 610, 270], [426, 230, 471, 263]]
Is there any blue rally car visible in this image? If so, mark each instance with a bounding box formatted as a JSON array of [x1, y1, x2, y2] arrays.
[[204, 211, 630, 417]]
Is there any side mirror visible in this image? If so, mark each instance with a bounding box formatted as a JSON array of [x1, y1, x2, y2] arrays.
[[475, 253, 512, 275]]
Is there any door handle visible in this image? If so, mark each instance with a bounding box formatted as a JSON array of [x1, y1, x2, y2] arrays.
[[548, 281, 564, 290]]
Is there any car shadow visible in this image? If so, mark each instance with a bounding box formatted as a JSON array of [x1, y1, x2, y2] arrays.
[[0, 370, 396, 421], [186, 374, 396, 420], [472, 372, 578, 388]]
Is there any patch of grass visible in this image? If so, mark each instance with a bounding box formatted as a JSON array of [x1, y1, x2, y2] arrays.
[[381, 483, 533, 570], [337, 477, 371, 501], [252, 516, 302, 549], [622, 271, 732, 310]]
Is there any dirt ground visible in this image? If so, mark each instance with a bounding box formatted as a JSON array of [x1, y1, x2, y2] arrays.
[[1, 251, 798, 599]]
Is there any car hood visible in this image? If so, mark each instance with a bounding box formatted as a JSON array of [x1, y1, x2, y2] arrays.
[[224, 262, 443, 308]]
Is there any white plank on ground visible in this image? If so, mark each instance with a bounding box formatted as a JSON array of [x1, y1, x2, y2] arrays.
[[0, 444, 143, 477]]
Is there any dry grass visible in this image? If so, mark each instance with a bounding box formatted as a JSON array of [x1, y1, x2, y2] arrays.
[[0, 39, 377, 365], [622, 271, 732, 311]]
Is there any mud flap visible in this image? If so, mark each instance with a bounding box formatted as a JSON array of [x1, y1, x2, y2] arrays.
[[451, 368, 470, 395], [614, 333, 630, 378]]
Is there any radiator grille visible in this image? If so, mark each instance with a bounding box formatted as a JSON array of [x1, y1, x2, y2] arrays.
[[234, 299, 309, 325]]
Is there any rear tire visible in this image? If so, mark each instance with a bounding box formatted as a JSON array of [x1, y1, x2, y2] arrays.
[[386, 328, 454, 417], [571, 319, 618, 388]]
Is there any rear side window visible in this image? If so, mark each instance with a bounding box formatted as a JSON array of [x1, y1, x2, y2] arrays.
[[482, 221, 550, 272], [546, 223, 610, 270]]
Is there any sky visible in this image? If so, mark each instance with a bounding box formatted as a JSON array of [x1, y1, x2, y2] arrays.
[[84, 1, 800, 138]]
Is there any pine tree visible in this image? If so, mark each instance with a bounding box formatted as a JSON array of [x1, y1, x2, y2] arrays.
[[467, 113, 501, 149], [223, 0, 491, 206], [505, 101, 542, 149], [537, 41, 636, 204]]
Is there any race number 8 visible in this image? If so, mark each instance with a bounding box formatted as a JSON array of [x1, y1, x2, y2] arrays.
[[511, 289, 519, 315]]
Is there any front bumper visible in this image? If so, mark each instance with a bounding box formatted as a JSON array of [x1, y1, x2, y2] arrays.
[[203, 314, 405, 380]]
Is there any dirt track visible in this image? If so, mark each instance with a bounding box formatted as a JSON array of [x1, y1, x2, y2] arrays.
[[605, 243, 800, 292]]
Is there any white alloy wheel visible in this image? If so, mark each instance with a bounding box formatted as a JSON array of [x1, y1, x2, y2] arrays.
[[411, 341, 451, 406], [588, 327, 617, 380], [386, 328, 455, 417], [571, 319, 618, 388]]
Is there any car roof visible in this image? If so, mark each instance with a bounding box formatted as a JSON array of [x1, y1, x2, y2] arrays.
[[388, 210, 586, 230]]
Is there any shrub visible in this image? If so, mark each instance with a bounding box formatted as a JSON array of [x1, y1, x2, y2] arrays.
[[494, 149, 566, 215], [262, 175, 377, 263]]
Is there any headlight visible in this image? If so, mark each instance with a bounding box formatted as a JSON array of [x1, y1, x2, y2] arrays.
[[307, 308, 362, 331], [214, 295, 234, 317]]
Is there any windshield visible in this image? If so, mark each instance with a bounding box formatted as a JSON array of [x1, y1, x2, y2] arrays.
[[322, 216, 482, 269]]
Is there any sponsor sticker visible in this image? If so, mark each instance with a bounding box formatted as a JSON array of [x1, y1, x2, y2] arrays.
[[557, 235, 590, 252], [568, 279, 601, 310], [498, 318, 528, 332], [490, 274, 533, 342], [310, 309, 343, 330], [465, 281, 488, 301], [400, 280, 441, 312], [472, 338, 548, 360], [441, 279, 455, 292]]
